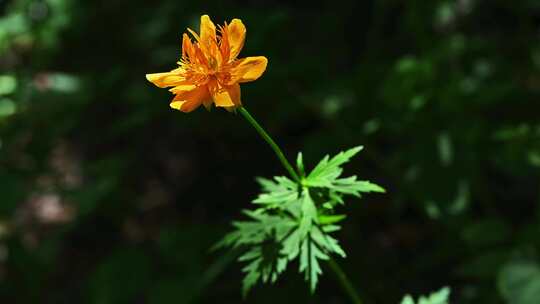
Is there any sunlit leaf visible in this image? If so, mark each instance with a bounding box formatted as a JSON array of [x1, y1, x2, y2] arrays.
[[0, 75, 17, 95], [0, 98, 16, 117], [400, 286, 451, 304], [498, 260, 540, 304]]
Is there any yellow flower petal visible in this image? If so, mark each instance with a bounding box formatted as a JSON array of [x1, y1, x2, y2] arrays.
[[182, 33, 195, 60], [187, 28, 201, 42], [169, 84, 197, 94], [146, 15, 266, 113], [199, 15, 223, 67], [200, 15, 217, 45], [208, 80, 241, 107], [146, 68, 187, 88], [229, 56, 268, 83], [227, 19, 246, 60], [170, 86, 210, 112], [219, 25, 231, 62]]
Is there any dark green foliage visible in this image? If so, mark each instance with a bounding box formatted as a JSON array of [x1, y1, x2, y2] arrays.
[[498, 260, 540, 304], [0, 0, 539, 303]]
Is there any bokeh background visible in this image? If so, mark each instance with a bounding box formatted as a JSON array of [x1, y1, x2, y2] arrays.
[[1, 0, 540, 303]]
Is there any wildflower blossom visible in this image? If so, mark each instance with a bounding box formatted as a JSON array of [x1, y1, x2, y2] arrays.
[[146, 15, 268, 112]]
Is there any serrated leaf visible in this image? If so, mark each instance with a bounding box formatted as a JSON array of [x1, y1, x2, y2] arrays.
[[281, 228, 302, 260], [302, 146, 384, 201], [400, 287, 451, 304], [253, 175, 300, 212], [305, 146, 363, 186], [274, 176, 297, 189], [299, 189, 318, 237], [216, 211, 296, 248], [322, 224, 341, 233], [220, 145, 386, 294], [423, 287, 450, 304], [330, 178, 386, 196], [242, 262, 261, 297], [256, 176, 296, 193], [352, 180, 386, 193], [401, 295, 415, 304], [253, 189, 298, 206], [239, 241, 289, 297], [299, 237, 328, 292], [318, 214, 346, 225], [311, 227, 346, 258], [255, 177, 281, 192], [328, 190, 345, 206]]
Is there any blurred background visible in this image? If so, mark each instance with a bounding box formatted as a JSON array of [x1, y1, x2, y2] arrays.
[[1, 0, 540, 303]]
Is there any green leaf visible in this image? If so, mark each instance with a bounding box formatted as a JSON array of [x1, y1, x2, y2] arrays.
[[330, 177, 386, 196], [419, 287, 451, 304], [322, 225, 341, 233], [311, 227, 346, 258], [253, 176, 298, 209], [220, 146, 386, 294], [305, 146, 363, 187], [401, 295, 415, 304], [219, 187, 350, 293], [256, 176, 295, 193], [242, 265, 261, 297], [299, 236, 328, 292], [253, 190, 297, 206], [318, 214, 346, 225], [299, 189, 318, 237], [400, 287, 451, 304], [498, 260, 540, 304], [0, 14, 29, 36], [216, 211, 296, 249], [0, 75, 17, 95], [255, 177, 279, 192], [239, 241, 289, 297], [437, 132, 453, 166], [0, 98, 16, 117], [281, 227, 302, 260], [303, 146, 385, 198]]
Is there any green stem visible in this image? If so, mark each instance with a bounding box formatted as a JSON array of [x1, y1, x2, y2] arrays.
[[238, 106, 363, 303], [237, 106, 300, 183], [328, 257, 363, 304]]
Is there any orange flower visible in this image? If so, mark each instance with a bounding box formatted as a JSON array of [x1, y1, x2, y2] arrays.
[[146, 15, 268, 112]]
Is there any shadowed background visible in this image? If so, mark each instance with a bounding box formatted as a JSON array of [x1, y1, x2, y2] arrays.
[[1, 0, 540, 303]]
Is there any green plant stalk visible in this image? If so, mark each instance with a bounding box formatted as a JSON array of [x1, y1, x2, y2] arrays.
[[238, 106, 300, 183], [238, 106, 363, 304], [328, 257, 363, 304]]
